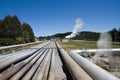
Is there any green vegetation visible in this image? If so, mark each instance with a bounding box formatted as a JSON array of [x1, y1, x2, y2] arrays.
[[39, 32, 71, 40], [73, 31, 100, 41], [39, 28, 120, 42], [109, 28, 120, 42], [0, 15, 35, 46], [59, 40, 120, 49], [59, 40, 97, 49], [111, 44, 120, 48]]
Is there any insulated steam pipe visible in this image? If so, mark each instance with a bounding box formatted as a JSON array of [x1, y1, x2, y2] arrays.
[[0, 41, 42, 51], [69, 51, 120, 80], [56, 43, 93, 80], [72, 48, 120, 54]]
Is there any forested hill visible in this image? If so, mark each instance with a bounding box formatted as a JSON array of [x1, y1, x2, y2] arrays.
[[39, 28, 120, 42], [0, 15, 35, 46], [39, 32, 100, 41]]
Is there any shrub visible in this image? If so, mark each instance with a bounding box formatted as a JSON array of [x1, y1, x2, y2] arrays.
[[0, 38, 16, 46]]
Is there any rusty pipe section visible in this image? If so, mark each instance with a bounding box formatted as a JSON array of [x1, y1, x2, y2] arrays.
[[56, 43, 93, 80], [69, 51, 120, 80]]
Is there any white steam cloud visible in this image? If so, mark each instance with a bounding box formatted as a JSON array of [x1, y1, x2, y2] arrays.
[[65, 18, 84, 38], [93, 31, 112, 62], [97, 32, 112, 50]]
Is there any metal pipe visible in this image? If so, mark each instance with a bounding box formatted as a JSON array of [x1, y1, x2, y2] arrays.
[[56, 43, 93, 80], [34, 49, 52, 80], [9, 48, 44, 80], [48, 43, 55, 80], [0, 41, 50, 71], [72, 48, 120, 54], [21, 49, 48, 80], [0, 49, 39, 71], [69, 51, 120, 80], [0, 49, 44, 80], [0, 41, 42, 51]]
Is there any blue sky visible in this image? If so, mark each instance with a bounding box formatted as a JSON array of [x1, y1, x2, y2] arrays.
[[0, 0, 120, 37]]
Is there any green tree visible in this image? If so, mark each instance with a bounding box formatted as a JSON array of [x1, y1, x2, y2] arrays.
[[0, 15, 35, 46], [23, 23, 35, 42], [110, 28, 119, 42], [2, 15, 23, 39]]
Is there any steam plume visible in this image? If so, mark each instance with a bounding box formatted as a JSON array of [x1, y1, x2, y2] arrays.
[[93, 32, 112, 62], [65, 18, 84, 38], [97, 32, 112, 50]]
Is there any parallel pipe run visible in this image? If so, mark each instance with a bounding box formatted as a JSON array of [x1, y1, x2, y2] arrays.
[[0, 41, 42, 51], [48, 43, 55, 80], [0, 49, 44, 80], [21, 49, 48, 80], [69, 51, 120, 80], [0, 41, 51, 80], [56, 43, 93, 80], [9, 49, 45, 80], [0, 49, 40, 72], [0, 41, 50, 72], [1, 41, 116, 80], [0, 41, 49, 61]]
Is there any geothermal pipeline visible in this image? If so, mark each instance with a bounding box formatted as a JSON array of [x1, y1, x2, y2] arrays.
[[70, 50, 120, 80], [0, 41, 92, 80], [0, 41, 119, 80]]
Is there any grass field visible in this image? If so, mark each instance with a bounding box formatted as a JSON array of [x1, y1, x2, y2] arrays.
[[59, 40, 120, 49]]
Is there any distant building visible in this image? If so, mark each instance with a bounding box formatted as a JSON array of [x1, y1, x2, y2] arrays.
[[62, 39, 68, 42], [35, 38, 39, 42]]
